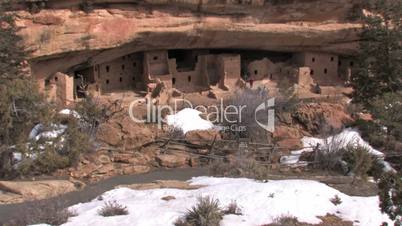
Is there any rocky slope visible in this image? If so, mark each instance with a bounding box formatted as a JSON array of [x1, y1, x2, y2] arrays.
[[10, 0, 361, 78]]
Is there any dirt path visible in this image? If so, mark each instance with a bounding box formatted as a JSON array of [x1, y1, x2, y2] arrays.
[[0, 167, 208, 224]]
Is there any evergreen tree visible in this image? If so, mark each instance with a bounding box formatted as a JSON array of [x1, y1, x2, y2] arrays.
[[0, 2, 50, 146], [378, 173, 402, 223], [352, 0, 402, 104]]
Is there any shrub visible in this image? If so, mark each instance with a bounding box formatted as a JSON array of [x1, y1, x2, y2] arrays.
[[378, 173, 402, 221], [270, 215, 300, 226], [342, 144, 374, 180], [222, 87, 272, 142], [176, 196, 223, 226], [223, 201, 242, 215], [5, 199, 76, 226], [313, 136, 348, 174], [16, 118, 91, 176], [209, 158, 270, 180], [330, 195, 342, 206], [79, 1, 94, 13], [98, 201, 129, 217]]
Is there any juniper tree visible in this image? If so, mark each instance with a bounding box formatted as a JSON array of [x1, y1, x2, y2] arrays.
[[352, 0, 402, 104], [0, 3, 49, 146]]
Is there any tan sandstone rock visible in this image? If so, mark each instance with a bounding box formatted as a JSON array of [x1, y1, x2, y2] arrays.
[[0, 180, 78, 204], [156, 154, 190, 168]]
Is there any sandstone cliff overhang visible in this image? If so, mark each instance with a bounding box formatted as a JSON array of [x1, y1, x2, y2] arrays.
[[11, 0, 362, 76]]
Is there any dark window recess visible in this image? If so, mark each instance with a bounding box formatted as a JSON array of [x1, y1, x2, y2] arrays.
[[270, 74, 273, 79], [254, 70, 258, 75], [119, 77, 123, 82], [350, 61, 354, 67], [54, 76, 58, 82], [331, 57, 334, 62], [312, 57, 315, 62], [122, 64, 125, 70], [188, 76, 191, 82], [132, 77, 135, 81], [310, 69, 314, 75], [172, 77, 176, 85], [324, 68, 328, 74], [96, 85, 99, 91], [338, 61, 341, 66], [133, 62, 137, 67], [106, 79, 109, 84], [106, 66, 110, 73], [45, 79, 50, 86], [153, 56, 158, 60], [123, 56, 125, 60]]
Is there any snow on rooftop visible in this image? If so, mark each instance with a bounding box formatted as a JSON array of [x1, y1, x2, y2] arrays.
[[63, 177, 392, 226], [166, 108, 214, 134]]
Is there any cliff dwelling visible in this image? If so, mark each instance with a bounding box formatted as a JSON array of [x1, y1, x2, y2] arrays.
[[14, 0, 360, 105], [37, 48, 355, 104]]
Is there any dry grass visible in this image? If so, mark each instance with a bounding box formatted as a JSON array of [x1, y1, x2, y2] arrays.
[[4, 199, 76, 226], [223, 200, 242, 215], [209, 158, 270, 180], [175, 196, 223, 226], [263, 214, 353, 226], [98, 201, 129, 217]]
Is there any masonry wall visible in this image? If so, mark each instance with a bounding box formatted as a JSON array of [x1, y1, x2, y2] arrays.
[[169, 55, 209, 92], [217, 54, 241, 88], [45, 72, 74, 105], [247, 57, 277, 80], [338, 57, 356, 82], [205, 55, 220, 85], [293, 52, 339, 86]]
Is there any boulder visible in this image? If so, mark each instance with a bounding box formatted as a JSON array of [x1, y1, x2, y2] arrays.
[[0, 180, 77, 204], [185, 129, 221, 145], [273, 126, 302, 139], [292, 103, 353, 134], [122, 165, 151, 175], [156, 154, 189, 168], [96, 123, 122, 146]]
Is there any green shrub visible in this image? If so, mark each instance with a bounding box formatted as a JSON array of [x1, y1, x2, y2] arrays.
[[176, 196, 223, 226], [378, 173, 402, 221], [16, 117, 91, 176], [342, 144, 374, 180], [98, 201, 129, 217]]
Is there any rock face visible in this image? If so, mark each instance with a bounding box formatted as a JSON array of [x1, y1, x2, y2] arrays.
[[11, 0, 361, 79], [0, 180, 79, 204], [292, 102, 353, 134]]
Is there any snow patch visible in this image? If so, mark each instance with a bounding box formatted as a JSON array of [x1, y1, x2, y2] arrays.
[[166, 108, 214, 134], [280, 128, 394, 171], [59, 109, 81, 119], [63, 177, 392, 226]]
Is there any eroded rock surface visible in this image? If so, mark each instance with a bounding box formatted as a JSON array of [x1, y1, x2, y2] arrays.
[[0, 180, 80, 204]]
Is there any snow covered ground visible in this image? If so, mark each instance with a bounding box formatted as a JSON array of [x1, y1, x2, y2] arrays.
[[62, 177, 392, 226], [166, 108, 214, 134]]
